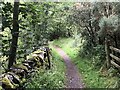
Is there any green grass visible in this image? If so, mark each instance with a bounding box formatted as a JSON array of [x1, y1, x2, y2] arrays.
[[25, 45, 65, 89], [52, 37, 119, 88]]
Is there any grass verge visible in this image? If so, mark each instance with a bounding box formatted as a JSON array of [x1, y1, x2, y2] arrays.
[[25, 45, 65, 89], [52, 37, 119, 88]]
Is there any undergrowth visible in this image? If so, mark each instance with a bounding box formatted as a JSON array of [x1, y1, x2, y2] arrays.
[[25, 45, 65, 89], [52, 37, 119, 88]]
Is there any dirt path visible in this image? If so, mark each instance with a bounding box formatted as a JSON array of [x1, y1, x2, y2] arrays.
[[54, 45, 85, 88]]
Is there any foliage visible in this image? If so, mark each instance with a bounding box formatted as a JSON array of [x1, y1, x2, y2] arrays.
[[1, 1, 120, 88], [52, 37, 119, 88], [68, 2, 120, 70], [1, 28, 11, 56], [0, 46, 53, 89], [2, 2, 13, 31], [25, 45, 65, 89], [1, 2, 74, 68], [79, 40, 106, 68]]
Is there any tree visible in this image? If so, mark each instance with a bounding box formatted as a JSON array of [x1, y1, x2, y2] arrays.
[[8, 0, 19, 69]]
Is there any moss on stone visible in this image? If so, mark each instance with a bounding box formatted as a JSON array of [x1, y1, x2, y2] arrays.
[[2, 76, 15, 89], [0, 85, 2, 90], [13, 64, 28, 72], [33, 49, 43, 54]]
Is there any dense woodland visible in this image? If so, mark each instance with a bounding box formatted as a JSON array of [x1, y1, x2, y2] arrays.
[[0, 1, 120, 89]]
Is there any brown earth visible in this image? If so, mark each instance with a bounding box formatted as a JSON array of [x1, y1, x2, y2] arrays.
[[54, 45, 85, 88]]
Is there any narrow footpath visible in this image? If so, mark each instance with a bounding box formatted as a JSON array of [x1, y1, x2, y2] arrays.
[[54, 45, 85, 88]]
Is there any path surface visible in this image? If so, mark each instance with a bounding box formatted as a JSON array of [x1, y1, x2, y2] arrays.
[[54, 45, 85, 88]]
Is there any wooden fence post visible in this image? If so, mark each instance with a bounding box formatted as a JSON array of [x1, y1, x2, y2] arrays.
[[105, 38, 111, 69], [46, 46, 51, 69]]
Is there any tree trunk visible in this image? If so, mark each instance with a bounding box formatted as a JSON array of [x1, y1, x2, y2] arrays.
[[8, 0, 19, 69]]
